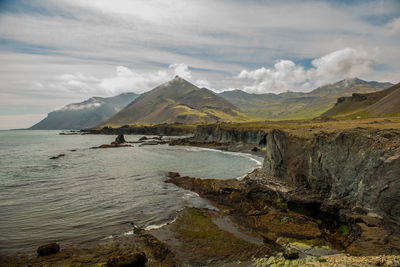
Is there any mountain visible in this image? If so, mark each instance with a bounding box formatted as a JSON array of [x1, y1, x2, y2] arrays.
[[30, 93, 139, 130], [322, 82, 400, 118], [100, 76, 254, 127], [219, 78, 393, 120]]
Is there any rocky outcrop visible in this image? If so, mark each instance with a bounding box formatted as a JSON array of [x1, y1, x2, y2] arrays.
[[193, 124, 266, 146], [37, 242, 60, 256], [106, 251, 147, 267], [261, 129, 400, 224], [114, 134, 126, 144]]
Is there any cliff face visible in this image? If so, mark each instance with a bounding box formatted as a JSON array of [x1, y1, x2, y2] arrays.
[[262, 129, 400, 222], [193, 125, 266, 145], [192, 125, 400, 223]]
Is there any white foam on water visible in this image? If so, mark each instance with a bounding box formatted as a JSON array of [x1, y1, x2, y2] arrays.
[[183, 191, 200, 199], [144, 218, 177, 231], [184, 146, 263, 166], [123, 230, 134, 236]]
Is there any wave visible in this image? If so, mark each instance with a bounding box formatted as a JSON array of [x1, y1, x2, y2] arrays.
[[144, 218, 177, 231], [184, 146, 262, 165]]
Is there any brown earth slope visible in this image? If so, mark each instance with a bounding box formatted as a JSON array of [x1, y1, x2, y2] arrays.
[[100, 76, 254, 127], [322, 82, 400, 118]]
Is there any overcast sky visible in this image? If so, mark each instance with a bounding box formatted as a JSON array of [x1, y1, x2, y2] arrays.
[[0, 0, 399, 129]]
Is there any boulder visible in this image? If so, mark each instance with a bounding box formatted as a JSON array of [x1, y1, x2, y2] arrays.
[[106, 251, 147, 267], [37, 242, 60, 256], [115, 134, 126, 144]]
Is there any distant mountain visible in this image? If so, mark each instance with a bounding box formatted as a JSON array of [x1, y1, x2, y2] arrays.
[[30, 93, 139, 130], [219, 78, 393, 120], [100, 76, 254, 127], [322, 82, 400, 118]]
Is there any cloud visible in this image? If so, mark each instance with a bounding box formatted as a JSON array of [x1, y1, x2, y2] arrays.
[[237, 48, 377, 93], [56, 63, 194, 96], [310, 48, 377, 84], [169, 63, 192, 79], [1, 0, 400, 129]]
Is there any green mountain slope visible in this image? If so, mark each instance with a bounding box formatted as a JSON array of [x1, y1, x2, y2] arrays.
[[322, 82, 400, 118], [30, 93, 139, 130], [219, 78, 393, 120], [100, 76, 254, 127]]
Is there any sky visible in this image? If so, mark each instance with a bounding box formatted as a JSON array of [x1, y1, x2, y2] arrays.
[[0, 0, 399, 129]]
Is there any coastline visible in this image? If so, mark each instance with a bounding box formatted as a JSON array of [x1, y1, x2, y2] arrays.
[[2, 120, 400, 266]]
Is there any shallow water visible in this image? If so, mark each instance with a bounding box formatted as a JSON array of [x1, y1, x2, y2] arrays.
[[0, 130, 262, 253]]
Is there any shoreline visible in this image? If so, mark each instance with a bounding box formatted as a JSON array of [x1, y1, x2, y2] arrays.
[[0, 139, 264, 266], [2, 124, 400, 266]]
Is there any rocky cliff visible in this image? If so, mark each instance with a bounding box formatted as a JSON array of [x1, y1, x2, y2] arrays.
[[193, 124, 266, 145], [261, 129, 400, 223], [191, 124, 400, 224]]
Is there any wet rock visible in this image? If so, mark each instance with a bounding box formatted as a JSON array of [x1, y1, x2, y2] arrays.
[[50, 154, 65, 159], [37, 242, 60, 256], [283, 251, 299, 260], [259, 232, 277, 244], [167, 172, 180, 178], [114, 134, 126, 144], [139, 141, 161, 146], [106, 251, 147, 267]]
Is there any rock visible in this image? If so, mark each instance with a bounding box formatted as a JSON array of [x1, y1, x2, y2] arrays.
[[114, 134, 126, 144], [106, 251, 147, 267], [37, 242, 60, 256], [50, 154, 65, 159], [259, 232, 277, 243], [139, 136, 148, 141], [283, 251, 299, 260], [139, 141, 160, 146], [167, 172, 180, 178], [261, 129, 400, 223]]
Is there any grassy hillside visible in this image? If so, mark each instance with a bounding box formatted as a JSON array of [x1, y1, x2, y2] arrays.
[[100, 76, 255, 127], [322, 83, 400, 118], [219, 78, 393, 120]]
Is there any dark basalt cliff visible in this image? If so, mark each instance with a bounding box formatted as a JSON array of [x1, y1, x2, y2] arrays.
[[262, 129, 400, 223], [193, 124, 267, 145], [191, 125, 400, 224]]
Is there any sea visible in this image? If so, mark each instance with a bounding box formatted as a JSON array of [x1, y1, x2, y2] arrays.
[[0, 130, 262, 254]]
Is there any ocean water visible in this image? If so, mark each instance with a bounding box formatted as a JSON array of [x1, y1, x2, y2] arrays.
[[0, 130, 262, 254]]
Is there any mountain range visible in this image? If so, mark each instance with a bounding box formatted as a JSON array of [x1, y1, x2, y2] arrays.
[[30, 93, 139, 130], [219, 78, 393, 120], [30, 77, 397, 130], [100, 76, 253, 127]]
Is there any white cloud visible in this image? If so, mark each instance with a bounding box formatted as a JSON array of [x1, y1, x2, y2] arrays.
[[237, 48, 377, 93], [55, 64, 195, 96], [98, 66, 170, 95], [169, 63, 192, 80], [310, 48, 376, 85]]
